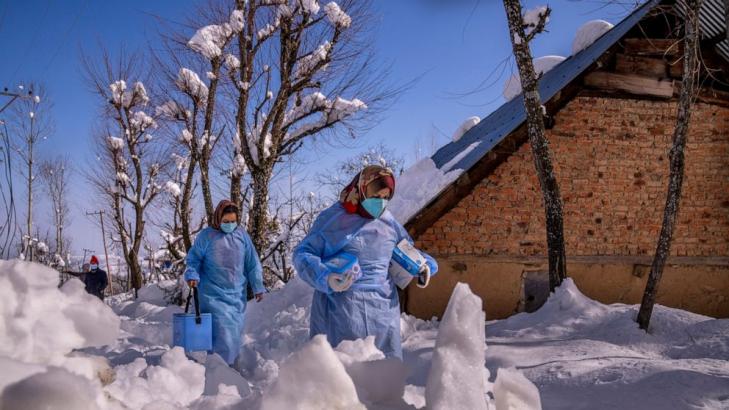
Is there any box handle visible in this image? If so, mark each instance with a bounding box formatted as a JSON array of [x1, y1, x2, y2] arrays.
[[184, 287, 202, 325]]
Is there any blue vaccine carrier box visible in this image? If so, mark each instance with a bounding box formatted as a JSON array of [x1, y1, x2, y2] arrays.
[[172, 288, 213, 352], [389, 239, 427, 289], [323, 252, 361, 276]]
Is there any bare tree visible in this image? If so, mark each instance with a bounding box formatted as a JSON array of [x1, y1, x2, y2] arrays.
[[83, 50, 166, 293], [637, 0, 702, 330], [8, 84, 52, 260], [152, 3, 235, 251], [502, 1, 567, 291], [39, 156, 72, 260], [150, 1, 395, 260]]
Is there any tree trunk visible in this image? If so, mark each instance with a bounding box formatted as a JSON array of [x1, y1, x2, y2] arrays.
[[180, 155, 198, 251], [248, 168, 272, 255], [503, 0, 567, 290], [130, 203, 145, 290], [199, 62, 221, 223], [637, 0, 700, 330]]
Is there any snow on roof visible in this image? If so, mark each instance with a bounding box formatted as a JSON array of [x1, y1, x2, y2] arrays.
[[398, 0, 661, 226], [502, 55, 566, 101], [452, 116, 481, 142], [572, 20, 615, 55]]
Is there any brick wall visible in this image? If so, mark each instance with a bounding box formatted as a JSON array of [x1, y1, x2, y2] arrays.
[[416, 95, 729, 258]]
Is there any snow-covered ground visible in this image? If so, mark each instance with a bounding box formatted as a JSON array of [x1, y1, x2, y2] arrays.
[[1, 260, 728, 409]]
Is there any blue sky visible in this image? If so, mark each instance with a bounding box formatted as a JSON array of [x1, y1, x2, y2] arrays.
[[0, 0, 638, 260]]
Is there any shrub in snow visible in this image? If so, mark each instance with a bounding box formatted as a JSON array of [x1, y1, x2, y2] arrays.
[[502, 55, 566, 101], [261, 334, 366, 410], [426, 283, 490, 410], [572, 20, 614, 55], [0, 260, 120, 365], [493, 367, 542, 410], [453, 116, 481, 142]]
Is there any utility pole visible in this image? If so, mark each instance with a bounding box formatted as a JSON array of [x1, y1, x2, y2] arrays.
[[86, 210, 113, 297], [82, 248, 95, 268], [0, 88, 33, 115]]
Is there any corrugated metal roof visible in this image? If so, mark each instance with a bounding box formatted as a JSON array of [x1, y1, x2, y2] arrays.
[[431, 0, 662, 173], [675, 0, 729, 61]]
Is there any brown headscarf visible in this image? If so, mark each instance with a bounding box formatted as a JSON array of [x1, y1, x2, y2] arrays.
[[211, 199, 240, 230], [339, 165, 395, 219]]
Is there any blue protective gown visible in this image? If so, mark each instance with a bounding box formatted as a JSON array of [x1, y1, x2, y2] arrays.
[[184, 226, 265, 365], [293, 203, 438, 359]]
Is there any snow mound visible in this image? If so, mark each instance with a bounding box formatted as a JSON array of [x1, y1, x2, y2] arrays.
[[502, 55, 566, 101], [261, 334, 366, 410], [493, 367, 541, 410], [572, 20, 614, 55], [0, 260, 120, 365], [0, 367, 107, 410], [335, 337, 409, 407], [488, 278, 616, 342], [242, 276, 312, 361], [453, 116, 481, 142], [389, 158, 461, 224], [105, 347, 206, 408], [426, 283, 491, 410]]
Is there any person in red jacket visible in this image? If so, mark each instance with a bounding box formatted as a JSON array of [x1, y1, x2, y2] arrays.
[[84, 255, 109, 300]]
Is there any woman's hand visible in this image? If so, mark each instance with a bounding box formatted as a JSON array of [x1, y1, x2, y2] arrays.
[[187, 280, 198, 288], [417, 264, 431, 288], [255, 293, 264, 303]]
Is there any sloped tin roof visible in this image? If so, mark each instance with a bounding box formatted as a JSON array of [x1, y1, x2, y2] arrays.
[[430, 0, 661, 173], [676, 0, 729, 61]]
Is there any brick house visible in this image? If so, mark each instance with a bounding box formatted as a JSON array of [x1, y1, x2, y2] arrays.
[[401, 0, 729, 320]]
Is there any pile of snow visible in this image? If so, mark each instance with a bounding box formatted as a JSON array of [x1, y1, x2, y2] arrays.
[[502, 55, 566, 101], [453, 116, 481, 142], [261, 335, 366, 410], [5, 256, 726, 409], [493, 367, 542, 410], [486, 278, 729, 409], [0, 260, 119, 367], [572, 20, 614, 55], [425, 283, 493, 409], [0, 261, 120, 407], [105, 347, 206, 408], [389, 158, 462, 224]]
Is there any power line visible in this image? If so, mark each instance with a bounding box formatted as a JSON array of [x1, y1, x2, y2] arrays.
[[9, 0, 53, 82], [41, 0, 91, 77]]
